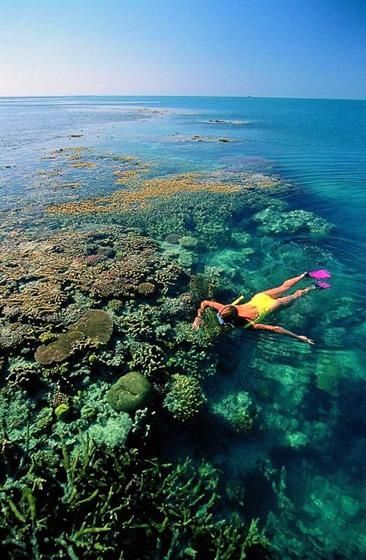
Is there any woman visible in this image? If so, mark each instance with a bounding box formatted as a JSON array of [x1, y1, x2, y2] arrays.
[[192, 271, 331, 344]]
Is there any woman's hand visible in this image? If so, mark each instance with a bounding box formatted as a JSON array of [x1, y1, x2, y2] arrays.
[[192, 317, 203, 330], [298, 335, 315, 345]]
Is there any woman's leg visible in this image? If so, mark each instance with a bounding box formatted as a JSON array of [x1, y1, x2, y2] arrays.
[[271, 286, 314, 310], [262, 273, 306, 299]]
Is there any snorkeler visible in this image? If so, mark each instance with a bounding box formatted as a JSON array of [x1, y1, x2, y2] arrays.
[[191, 270, 331, 345]]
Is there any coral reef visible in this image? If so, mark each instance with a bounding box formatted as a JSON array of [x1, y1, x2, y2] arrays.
[[0, 144, 352, 559]]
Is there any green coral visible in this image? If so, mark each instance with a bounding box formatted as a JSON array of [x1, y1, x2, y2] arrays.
[[52, 382, 132, 451], [211, 391, 257, 434], [106, 371, 153, 414], [163, 374, 206, 421], [34, 407, 53, 432], [253, 206, 333, 236], [179, 235, 198, 249], [55, 403, 70, 419], [0, 388, 36, 445], [86, 414, 133, 448], [0, 440, 271, 559]]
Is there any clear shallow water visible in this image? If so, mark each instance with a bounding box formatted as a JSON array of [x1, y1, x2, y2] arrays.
[[1, 96, 366, 559]]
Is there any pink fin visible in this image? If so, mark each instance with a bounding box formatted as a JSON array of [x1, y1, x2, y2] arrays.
[[309, 269, 331, 280], [315, 281, 331, 289]]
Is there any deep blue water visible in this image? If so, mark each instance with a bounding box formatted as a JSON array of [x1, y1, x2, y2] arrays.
[[1, 96, 366, 558]]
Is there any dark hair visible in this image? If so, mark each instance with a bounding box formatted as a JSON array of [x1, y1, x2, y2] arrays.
[[220, 305, 239, 322], [220, 305, 251, 328]]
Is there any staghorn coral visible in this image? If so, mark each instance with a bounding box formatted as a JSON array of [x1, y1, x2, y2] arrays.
[[0, 438, 271, 560], [3, 281, 68, 323], [0, 227, 170, 326], [163, 374, 206, 422], [106, 371, 153, 414], [155, 261, 186, 295], [117, 304, 157, 341], [167, 347, 217, 380]]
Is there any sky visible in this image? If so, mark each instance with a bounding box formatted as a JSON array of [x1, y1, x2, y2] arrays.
[[1, 0, 365, 99]]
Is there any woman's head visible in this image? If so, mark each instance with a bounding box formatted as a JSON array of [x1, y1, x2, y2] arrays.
[[219, 305, 238, 322]]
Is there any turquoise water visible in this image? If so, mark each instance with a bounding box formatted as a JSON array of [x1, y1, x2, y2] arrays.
[[1, 96, 366, 558]]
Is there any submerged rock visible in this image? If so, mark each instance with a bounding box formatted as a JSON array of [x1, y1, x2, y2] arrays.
[[107, 371, 153, 414]]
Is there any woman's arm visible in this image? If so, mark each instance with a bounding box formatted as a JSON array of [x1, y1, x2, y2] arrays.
[[192, 300, 224, 330], [252, 323, 314, 344]]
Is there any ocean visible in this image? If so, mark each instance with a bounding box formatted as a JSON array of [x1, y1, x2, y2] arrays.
[[0, 96, 365, 559]]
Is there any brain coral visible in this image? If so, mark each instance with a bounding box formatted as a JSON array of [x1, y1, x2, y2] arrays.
[[106, 371, 153, 414]]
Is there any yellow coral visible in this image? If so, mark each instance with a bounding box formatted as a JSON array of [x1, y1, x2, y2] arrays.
[[47, 173, 243, 216]]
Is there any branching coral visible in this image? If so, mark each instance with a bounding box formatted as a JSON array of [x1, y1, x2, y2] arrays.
[[128, 342, 166, 380], [163, 374, 206, 422], [0, 440, 271, 560]]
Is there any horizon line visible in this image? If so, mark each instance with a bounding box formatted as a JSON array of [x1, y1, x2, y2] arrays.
[[0, 94, 365, 102]]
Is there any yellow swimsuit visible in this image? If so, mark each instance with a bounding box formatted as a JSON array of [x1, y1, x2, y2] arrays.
[[245, 293, 275, 325]]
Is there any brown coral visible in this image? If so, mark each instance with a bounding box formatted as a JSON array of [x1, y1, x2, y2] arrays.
[[35, 330, 86, 365], [74, 310, 113, 345], [35, 310, 113, 365], [137, 282, 156, 297]]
